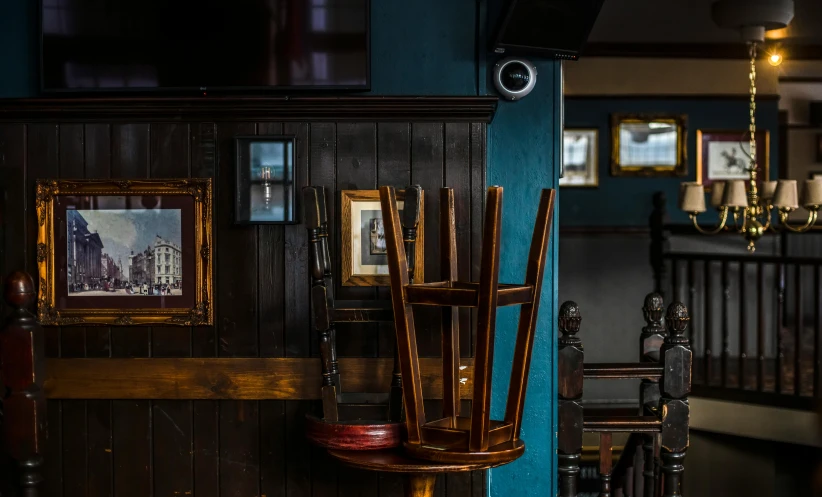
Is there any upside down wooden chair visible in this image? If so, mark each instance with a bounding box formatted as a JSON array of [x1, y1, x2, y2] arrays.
[[302, 185, 422, 450], [558, 294, 692, 497], [328, 185, 555, 496]]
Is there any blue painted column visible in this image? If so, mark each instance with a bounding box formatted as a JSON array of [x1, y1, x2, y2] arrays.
[[487, 60, 561, 496]]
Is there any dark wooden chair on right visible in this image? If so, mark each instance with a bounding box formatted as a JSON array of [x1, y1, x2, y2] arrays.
[[558, 294, 692, 497]]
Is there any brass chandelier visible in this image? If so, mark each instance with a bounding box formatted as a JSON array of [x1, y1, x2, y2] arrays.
[[678, 41, 822, 252]]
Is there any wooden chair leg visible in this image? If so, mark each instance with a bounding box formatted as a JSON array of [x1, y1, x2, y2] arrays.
[[403, 474, 437, 497], [389, 345, 404, 422], [660, 449, 685, 497], [558, 452, 581, 497]]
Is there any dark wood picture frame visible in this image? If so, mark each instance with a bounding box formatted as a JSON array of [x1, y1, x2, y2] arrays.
[[35, 178, 214, 326], [610, 113, 688, 177], [234, 135, 298, 225]]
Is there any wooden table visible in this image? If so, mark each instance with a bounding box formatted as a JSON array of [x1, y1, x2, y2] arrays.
[[327, 448, 491, 497]]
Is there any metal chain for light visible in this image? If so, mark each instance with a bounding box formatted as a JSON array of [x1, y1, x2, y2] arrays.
[[748, 42, 758, 177]]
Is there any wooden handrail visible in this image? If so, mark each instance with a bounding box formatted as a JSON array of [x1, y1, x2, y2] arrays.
[[584, 363, 664, 380]]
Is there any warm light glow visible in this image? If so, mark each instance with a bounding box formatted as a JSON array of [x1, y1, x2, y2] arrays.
[[768, 53, 783, 66]]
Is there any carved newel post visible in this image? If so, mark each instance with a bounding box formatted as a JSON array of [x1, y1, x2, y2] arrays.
[[639, 293, 666, 497], [2, 271, 47, 497], [659, 302, 692, 497], [558, 301, 583, 497]]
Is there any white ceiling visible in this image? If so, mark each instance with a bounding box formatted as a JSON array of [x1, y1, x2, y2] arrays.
[[587, 0, 822, 45]]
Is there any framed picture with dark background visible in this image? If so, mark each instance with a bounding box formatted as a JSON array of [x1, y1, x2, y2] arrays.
[[235, 136, 297, 224], [341, 189, 424, 286]]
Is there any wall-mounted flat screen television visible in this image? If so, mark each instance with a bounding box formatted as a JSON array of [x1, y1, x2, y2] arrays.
[[40, 0, 370, 92]]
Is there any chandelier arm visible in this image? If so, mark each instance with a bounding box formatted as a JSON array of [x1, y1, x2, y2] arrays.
[[691, 208, 730, 235], [778, 209, 819, 233], [761, 205, 775, 232]]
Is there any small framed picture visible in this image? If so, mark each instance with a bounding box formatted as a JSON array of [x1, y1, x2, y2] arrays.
[[36, 179, 213, 326], [610, 114, 687, 177], [560, 129, 599, 187], [235, 136, 297, 224], [341, 189, 424, 286], [696, 130, 770, 190]]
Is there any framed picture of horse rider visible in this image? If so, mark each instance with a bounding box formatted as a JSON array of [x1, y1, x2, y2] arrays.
[[696, 130, 770, 191]]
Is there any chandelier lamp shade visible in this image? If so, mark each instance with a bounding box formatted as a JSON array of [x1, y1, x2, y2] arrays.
[[680, 0, 820, 251]]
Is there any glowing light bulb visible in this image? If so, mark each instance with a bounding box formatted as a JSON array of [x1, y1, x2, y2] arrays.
[[768, 53, 783, 66]]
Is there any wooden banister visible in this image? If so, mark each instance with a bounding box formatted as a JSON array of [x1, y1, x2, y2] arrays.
[[2, 270, 47, 497]]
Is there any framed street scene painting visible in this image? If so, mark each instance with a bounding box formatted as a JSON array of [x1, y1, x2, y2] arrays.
[[36, 179, 213, 326], [696, 130, 769, 190], [560, 129, 599, 187], [611, 114, 687, 177], [341, 189, 424, 286]]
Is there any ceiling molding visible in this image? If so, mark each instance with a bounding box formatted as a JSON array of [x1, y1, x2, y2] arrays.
[[583, 43, 822, 60]]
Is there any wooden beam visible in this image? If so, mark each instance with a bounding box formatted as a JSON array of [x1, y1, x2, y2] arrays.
[[44, 357, 475, 400]]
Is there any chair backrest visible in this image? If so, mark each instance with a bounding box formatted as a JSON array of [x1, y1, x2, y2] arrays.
[[380, 185, 556, 463]]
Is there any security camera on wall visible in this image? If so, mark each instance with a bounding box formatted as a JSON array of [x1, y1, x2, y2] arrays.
[[493, 57, 537, 101]]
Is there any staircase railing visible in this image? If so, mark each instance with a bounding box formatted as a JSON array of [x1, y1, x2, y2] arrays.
[[558, 293, 692, 497], [650, 192, 822, 410], [1, 271, 46, 497]]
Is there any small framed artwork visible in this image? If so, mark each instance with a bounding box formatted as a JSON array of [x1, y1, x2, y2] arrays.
[[610, 114, 687, 177], [341, 189, 424, 286], [235, 136, 297, 224], [35, 179, 214, 326], [560, 129, 599, 187], [696, 130, 769, 190]]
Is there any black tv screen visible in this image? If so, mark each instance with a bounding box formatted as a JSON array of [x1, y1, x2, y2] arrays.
[[41, 0, 370, 92]]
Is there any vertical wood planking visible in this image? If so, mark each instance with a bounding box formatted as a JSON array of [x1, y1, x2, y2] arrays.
[[411, 123, 444, 357], [283, 122, 314, 496], [58, 124, 88, 496], [444, 123, 472, 360], [334, 122, 378, 358], [192, 400, 220, 497], [84, 123, 114, 496], [0, 124, 26, 276], [110, 124, 152, 497], [150, 123, 194, 496], [256, 121, 288, 497], [256, 122, 286, 359], [469, 123, 485, 359], [375, 122, 411, 497], [284, 122, 311, 357], [376, 122, 410, 361], [191, 122, 218, 358], [215, 122, 260, 496], [307, 122, 339, 496], [26, 124, 63, 496]]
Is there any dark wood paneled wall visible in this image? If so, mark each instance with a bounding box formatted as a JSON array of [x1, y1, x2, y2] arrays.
[[0, 98, 492, 497]]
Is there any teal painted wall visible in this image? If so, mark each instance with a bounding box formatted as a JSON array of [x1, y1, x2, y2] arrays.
[[562, 97, 780, 226], [0, 2, 561, 495]]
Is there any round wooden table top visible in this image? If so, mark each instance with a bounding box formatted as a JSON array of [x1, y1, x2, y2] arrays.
[[327, 449, 492, 474]]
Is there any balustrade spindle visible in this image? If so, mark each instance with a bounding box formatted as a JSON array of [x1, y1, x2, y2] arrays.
[[704, 262, 713, 385], [815, 264, 821, 398], [795, 264, 803, 396], [600, 432, 613, 497], [739, 262, 748, 390], [757, 262, 766, 392], [721, 261, 730, 388], [776, 263, 786, 394]]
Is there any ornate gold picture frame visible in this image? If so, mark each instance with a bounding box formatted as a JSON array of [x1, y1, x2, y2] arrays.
[[36, 179, 213, 326], [611, 114, 688, 177], [341, 189, 424, 286]]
